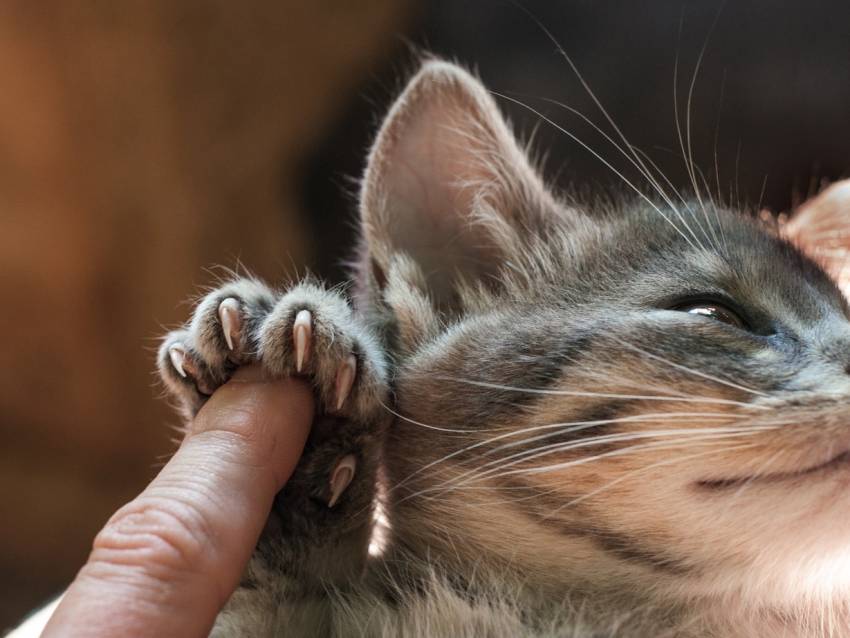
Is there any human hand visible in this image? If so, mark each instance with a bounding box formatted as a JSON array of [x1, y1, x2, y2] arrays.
[[38, 365, 314, 637]]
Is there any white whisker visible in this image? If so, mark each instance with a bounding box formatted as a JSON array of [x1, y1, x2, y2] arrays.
[[383, 409, 741, 496], [493, 92, 702, 252], [532, 95, 703, 244], [512, 7, 711, 252], [552, 442, 758, 515], [609, 338, 769, 397], [485, 412, 743, 456], [432, 375, 767, 408], [407, 432, 769, 504], [456, 428, 772, 487], [424, 429, 775, 500]]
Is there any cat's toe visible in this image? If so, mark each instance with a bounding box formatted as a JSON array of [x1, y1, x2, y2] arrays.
[[188, 279, 276, 369], [158, 331, 219, 415], [158, 278, 277, 416], [258, 283, 388, 423]]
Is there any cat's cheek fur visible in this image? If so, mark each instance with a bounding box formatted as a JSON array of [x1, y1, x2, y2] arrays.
[[387, 314, 850, 633]]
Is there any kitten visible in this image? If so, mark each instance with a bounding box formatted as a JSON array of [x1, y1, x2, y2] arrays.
[[158, 60, 850, 637]]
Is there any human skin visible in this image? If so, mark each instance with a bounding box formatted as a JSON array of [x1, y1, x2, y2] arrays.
[[40, 365, 314, 638]]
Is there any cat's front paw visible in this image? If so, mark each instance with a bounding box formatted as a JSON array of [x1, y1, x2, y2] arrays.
[[158, 277, 389, 508]]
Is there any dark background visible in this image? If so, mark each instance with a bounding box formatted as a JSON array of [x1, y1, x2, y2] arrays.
[[306, 0, 850, 281], [2, 0, 848, 629]]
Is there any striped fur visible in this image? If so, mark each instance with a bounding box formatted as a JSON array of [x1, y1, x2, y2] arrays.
[[176, 60, 850, 636]]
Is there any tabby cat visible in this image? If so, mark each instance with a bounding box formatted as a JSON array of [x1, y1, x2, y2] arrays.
[[158, 60, 850, 637]]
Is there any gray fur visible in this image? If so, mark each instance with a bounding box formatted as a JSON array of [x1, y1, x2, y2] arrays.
[[158, 60, 850, 636]]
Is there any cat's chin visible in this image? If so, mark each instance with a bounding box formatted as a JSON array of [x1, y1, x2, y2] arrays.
[[684, 532, 850, 624], [669, 551, 850, 638], [703, 602, 850, 638]]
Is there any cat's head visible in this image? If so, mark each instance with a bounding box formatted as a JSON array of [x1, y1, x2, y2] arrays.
[[357, 60, 850, 613]]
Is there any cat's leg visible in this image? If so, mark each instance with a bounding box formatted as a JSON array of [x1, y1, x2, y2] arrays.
[[158, 278, 390, 637]]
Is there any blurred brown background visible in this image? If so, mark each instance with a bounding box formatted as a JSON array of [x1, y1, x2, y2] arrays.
[[1, 0, 848, 629]]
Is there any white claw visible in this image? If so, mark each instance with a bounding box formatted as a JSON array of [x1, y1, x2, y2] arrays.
[[328, 454, 357, 508], [293, 309, 312, 372], [334, 355, 357, 411], [169, 345, 187, 378], [218, 298, 241, 351]]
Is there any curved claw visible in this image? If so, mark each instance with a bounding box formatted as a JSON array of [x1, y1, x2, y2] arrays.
[[169, 345, 187, 378], [328, 454, 357, 508], [334, 355, 357, 410], [218, 298, 242, 351], [293, 309, 312, 372]]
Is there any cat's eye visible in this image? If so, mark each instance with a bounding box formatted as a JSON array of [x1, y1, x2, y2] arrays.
[[673, 302, 745, 329]]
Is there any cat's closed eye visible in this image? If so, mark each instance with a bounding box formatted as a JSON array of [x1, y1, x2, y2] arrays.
[[672, 300, 746, 329]]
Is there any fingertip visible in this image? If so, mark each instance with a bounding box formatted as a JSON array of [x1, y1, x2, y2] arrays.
[[190, 368, 314, 489]]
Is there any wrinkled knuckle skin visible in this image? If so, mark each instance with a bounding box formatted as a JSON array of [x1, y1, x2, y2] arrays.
[[90, 497, 218, 585]]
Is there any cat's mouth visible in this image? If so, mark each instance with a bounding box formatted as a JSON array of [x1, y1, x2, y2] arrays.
[[696, 450, 850, 490]]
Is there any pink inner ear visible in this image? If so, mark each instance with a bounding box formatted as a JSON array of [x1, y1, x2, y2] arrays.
[[361, 61, 556, 310], [784, 180, 850, 298], [388, 92, 490, 266], [381, 91, 508, 305]]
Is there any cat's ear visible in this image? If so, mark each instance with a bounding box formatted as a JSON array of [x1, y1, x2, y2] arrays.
[[784, 180, 850, 298], [359, 59, 561, 320]]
